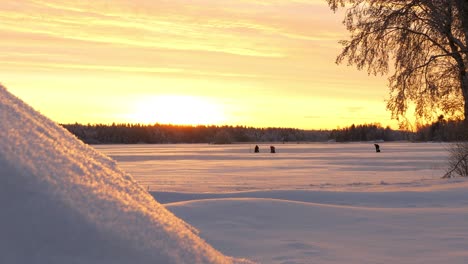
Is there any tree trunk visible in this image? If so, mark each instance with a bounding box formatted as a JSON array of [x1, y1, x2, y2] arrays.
[[456, 0, 468, 48], [462, 73, 468, 125], [452, 0, 468, 125], [458, 70, 468, 139]]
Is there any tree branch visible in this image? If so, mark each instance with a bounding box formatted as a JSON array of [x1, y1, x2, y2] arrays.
[[443, 153, 468, 178]]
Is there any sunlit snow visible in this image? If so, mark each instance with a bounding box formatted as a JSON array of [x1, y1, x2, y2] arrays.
[[97, 143, 468, 264], [95, 143, 459, 193]]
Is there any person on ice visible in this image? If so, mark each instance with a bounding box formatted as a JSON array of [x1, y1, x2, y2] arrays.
[[270, 146, 276, 153], [374, 144, 381, 153], [254, 145, 260, 153]]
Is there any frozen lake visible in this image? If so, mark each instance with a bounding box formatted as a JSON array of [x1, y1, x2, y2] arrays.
[[93, 142, 468, 263], [94, 142, 452, 193]]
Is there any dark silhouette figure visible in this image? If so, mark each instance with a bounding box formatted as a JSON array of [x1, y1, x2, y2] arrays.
[[270, 146, 276, 153], [254, 145, 259, 153], [374, 144, 381, 153]]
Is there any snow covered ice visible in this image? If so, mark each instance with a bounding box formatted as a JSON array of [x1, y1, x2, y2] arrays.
[[0, 84, 252, 264], [97, 143, 468, 263]]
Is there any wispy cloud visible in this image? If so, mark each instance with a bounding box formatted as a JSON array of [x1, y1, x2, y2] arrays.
[[346, 106, 365, 113], [1, 0, 342, 58], [1, 0, 347, 81], [304, 115, 322, 119]]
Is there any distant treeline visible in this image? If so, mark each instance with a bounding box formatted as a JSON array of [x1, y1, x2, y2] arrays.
[[61, 119, 466, 144], [328, 123, 410, 142], [414, 116, 468, 141], [62, 123, 330, 144], [329, 118, 467, 142]]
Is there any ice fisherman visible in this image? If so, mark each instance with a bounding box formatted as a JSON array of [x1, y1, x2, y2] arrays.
[[374, 144, 381, 153], [254, 145, 260, 153]]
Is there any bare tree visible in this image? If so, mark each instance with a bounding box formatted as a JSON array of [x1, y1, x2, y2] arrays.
[[443, 142, 468, 178], [327, 0, 468, 125]]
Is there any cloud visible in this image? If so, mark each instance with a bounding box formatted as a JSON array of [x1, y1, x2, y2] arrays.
[[304, 115, 322, 119], [346, 106, 365, 113], [0, 0, 350, 83], [1, 0, 343, 58]]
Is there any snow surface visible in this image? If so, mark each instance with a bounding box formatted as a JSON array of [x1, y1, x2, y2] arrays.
[[0, 84, 252, 264], [95, 143, 465, 192], [96, 143, 468, 264]]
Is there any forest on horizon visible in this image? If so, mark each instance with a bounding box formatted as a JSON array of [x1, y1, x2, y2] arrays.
[[62, 118, 467, 144]]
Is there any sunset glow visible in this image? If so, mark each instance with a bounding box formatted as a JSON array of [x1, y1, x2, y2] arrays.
[[1, 0, 397, 129], [128, 95, 226, 125]]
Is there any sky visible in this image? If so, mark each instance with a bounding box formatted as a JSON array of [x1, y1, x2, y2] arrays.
[[1, 0, 397, 130]]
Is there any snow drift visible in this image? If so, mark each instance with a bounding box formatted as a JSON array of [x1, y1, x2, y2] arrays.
[[0, 84, 252, 264]]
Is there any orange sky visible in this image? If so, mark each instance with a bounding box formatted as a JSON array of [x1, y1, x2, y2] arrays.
[[1, 0, 397, 129]]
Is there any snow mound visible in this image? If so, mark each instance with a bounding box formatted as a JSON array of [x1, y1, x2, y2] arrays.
[[167, 197, 468, 264], [0, 84, 252, 264]]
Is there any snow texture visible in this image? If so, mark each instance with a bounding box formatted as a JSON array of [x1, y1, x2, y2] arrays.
[[166, 193, 468, 264], [96, 143, 465, 193], [0, 84, 252, 264], [97, 143, 468, 264]]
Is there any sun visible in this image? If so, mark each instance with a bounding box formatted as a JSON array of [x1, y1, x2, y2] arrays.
[[128, 95, 226, 125]]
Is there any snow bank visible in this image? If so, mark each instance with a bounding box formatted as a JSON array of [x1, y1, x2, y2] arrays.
[[0, 84, 252, 264], [167, 196, 468, 264], [153, 188, 468, 208]]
